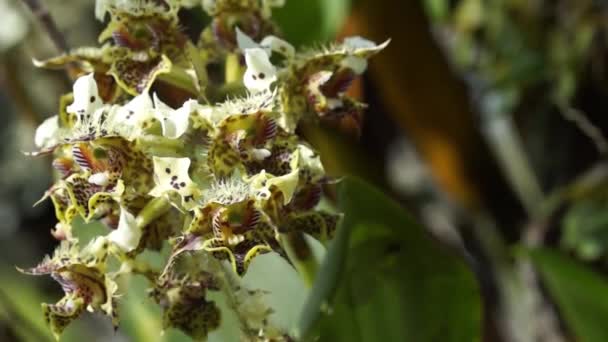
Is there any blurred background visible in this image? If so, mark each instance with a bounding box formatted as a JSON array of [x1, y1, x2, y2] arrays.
[[3, 0, 608, 341]]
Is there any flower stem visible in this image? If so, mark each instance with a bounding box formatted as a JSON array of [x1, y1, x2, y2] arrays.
[[135, 197, 171, 229], [138, 135, 185, 155]]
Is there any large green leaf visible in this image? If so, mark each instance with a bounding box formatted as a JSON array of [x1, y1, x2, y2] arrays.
[[530, 249, 608, 342], [299, 177, 481, 341]]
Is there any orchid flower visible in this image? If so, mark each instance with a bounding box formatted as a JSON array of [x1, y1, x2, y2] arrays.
[[23, 0, 387, 339]]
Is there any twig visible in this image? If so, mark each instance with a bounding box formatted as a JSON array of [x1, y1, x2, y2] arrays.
[[20, 0, 69, 54], [0, 57, 39, 125], [482, 114, 545, 217], [559, 103, 608, 156]]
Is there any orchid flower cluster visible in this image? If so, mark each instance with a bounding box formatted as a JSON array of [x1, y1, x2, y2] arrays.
[[20, 0, 387, 340]]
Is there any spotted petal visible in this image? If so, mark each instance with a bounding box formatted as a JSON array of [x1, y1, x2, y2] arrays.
[[243, 48, 277, 93], [150, 157, 199, 209], [293, 144, 324, 180], [152, 252, 221, 340], [248, 169, 299, 205], [109, 54, 172, 96], [115, 91, 154, 132], [66, 73, 104, 119], [58, 174, 124, 222], [43, 296, 86, 340], [18, 239, 118, 339]]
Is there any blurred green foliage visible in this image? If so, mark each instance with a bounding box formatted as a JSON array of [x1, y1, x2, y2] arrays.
[[301, 178, 481, 341], [531, 249, 608, 342], [273, 0, 350, 47], [562, 199, 608, 260]]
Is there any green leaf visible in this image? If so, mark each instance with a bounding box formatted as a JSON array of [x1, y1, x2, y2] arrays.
[[299, 177, 481, 341], [273, 0, 351, 47], [530, 249, 608, 342]]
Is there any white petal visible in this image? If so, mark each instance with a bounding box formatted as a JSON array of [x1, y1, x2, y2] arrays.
[[108, 208, 141, 252], [260, 35, 295, 58], [152, 94, 192, 139], [344, 36, 377, 50], [116, 92, 154, 127], [35, 115, 60, 148], [236, 27, 260, 51], [341, 55, 368, 75], [66, 73, 103, 119], [243, 48, 277, 93], [150, 157, 197, 208], [343, 37, 390, 57], [152, 92, 173, 112]]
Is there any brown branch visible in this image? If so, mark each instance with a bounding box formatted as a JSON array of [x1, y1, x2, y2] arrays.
[[20, 0, 69, 53]]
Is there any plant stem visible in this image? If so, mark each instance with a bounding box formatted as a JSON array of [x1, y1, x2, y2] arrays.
[[558, 102, 608, 156], [482, 114, 544, 217], [210, 256, 259, 339], [138, 135, 185, 155], [478, 111, 567, 341], [135, 197, 171, 229]]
